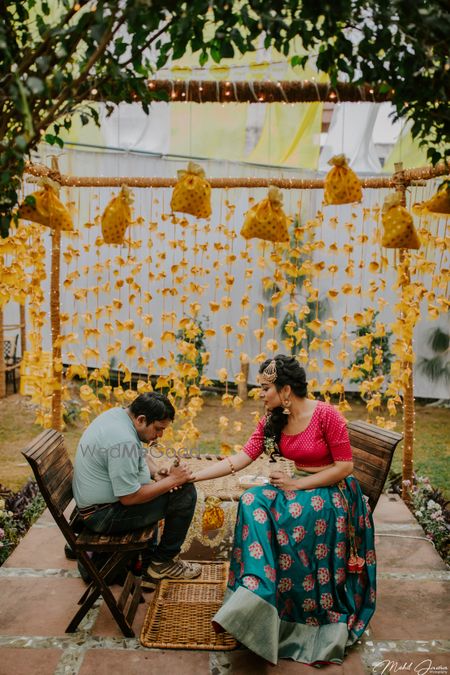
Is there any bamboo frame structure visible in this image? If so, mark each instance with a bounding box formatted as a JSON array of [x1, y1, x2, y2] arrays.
[[50, 228, 62, 430], [143, 79, 393, 104], [393, 162, 415, 504], [0, 308, 4, 399], [20, 304, 26, 355], [25, 162, 448, 190], [21, 159, 449, 490]]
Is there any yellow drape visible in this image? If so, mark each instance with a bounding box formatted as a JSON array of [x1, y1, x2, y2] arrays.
[[247, 103, 322, 169], [170, 103, 248, 161]]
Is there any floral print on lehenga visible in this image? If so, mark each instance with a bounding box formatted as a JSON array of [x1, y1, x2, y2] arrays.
[[213, 476, 376, 666]]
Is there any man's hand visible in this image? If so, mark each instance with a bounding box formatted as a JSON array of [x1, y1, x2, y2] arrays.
[[153, 466, 170, 482], [169, 459, 195, 487]]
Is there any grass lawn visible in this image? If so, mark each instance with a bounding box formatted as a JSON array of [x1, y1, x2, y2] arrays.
[[0, 392, 448, 499]]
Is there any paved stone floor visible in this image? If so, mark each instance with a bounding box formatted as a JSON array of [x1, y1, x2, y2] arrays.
[[0, 494, 449, 674]]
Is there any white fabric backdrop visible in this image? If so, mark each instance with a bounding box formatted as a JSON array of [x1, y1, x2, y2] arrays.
[[5, 147, 447, 400]]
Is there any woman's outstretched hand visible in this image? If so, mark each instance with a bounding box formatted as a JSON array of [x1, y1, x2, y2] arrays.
[[269, 470, 301, 491]]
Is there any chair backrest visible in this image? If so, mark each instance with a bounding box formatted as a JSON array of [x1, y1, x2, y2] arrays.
[[22, 429, 76, 546], [3, 339, 12, 360], [347, 420, 403, 511], [4, 335, 18, 362]]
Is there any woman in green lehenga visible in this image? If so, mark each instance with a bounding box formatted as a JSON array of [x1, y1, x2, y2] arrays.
[[193, 355, 376, 666]]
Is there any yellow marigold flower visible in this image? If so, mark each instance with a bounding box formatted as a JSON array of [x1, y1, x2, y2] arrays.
[[266, 339, 279, 352], [79, 384, 95, 401], [217, 368, 228, 382]]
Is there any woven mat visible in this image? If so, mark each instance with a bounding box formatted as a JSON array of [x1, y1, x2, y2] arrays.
[[140, 561, 238, 651]]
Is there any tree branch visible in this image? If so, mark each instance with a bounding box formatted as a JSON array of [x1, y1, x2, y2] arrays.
[[14, 0, 93, 80], [32, 7, 126, 144], [117, 16, 175, 70]]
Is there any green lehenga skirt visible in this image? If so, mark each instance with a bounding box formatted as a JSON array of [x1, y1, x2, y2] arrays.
[[213, 476, 376, 666]]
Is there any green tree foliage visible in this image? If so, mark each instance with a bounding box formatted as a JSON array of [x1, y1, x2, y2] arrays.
[[262, 223, 329, 354], [417, 326, 450, 399], [349, 309, 393, 386], [1, 0, 449, 236]]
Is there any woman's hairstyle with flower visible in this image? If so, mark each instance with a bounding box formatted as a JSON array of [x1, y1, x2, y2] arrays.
[[259, 355, 308, 460]]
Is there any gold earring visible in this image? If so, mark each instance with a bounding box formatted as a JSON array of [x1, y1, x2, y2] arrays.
[[282, 399, 291, 415]]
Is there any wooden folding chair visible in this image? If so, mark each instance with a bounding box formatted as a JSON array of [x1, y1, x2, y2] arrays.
[[22, 429, 156, 637], [347, 419, 403, 511], [4, 334, 19, 393]]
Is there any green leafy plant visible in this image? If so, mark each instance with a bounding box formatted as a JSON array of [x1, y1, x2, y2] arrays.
[[262, 224, 329, 354], [1, 1, 449, 236], [410, 476, 450, 566], [417, 326, 450, 405], [0, 481, 45, 565], [0, 500, 19, 565], [62, 399, 82, 426], [349, 309, 393, 385], [175, 316, 208, 388]]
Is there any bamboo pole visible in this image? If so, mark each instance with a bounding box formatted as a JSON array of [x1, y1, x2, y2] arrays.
[[50, 157, 63, 430], [19, 304, 26, 356], [50, 227, 62, 430], [237, 353, 250, 401], [0, 306, 5, 399], [393, 162, 415, 504], [24, 161, 449, 190]]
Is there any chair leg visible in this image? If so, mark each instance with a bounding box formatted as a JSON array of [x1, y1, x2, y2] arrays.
[[67, 550, 137, 637], [77, 552, 126, 605]]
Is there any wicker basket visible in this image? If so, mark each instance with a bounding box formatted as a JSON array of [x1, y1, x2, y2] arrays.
[[140, 562, 237, 651]]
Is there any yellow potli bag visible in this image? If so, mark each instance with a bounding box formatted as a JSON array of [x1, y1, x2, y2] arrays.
[[241, 185, 290, 242], [170, 161, 212, 219], [381, 193, 420, 249], [202, 496, 225, 533], [324, 154, 362, 205], [413, 180, 450, 216], [101, 186, 133, 244], [18, 179, 73, 231]]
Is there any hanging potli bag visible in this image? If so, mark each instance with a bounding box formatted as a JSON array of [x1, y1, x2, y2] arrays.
[[18, 178, 74, 231], [381, 193, 420, 249], [413, 180, 450, 216], [324, 154, 363, 205], [101, 186, 133, 244], [170, 161, 212, 219], [241, 185, 290, 242]]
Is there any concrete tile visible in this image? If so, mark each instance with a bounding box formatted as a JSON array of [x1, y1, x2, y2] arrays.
[[370, 652, 450, 674], [4, 522, 77, 570], [0, 577, 86, 636], [78, 648, 210, 675], [0, 648, 62, 675], [38, 502, 77, 525], [373, 495, 417, 526], [375, 532, 447, 572], [91, 586, 150, 637], [371, 579, 450, 640], [228, 647, 365, 673]]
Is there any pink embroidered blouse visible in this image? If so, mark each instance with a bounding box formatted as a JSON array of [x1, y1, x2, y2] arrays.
[[242, 401, 352, 468]]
